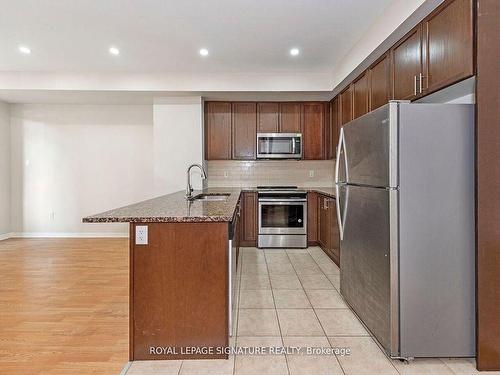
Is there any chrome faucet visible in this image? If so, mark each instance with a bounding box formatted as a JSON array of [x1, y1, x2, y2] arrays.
[[186, 163, 208, 200]]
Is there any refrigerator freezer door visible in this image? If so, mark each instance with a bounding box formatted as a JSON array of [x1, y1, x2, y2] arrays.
[[342, 104, 398, 188], [340, 184, 399, 355]]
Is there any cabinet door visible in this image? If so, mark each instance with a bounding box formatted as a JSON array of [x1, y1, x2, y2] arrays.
[[422, 0, 473, 94], [232, 103, 257, 160], [307, 192, 319, 244], [392, 25, 423, 100], [369, 54, 391, 111], [205, 102, 232, 160], [303, 102, 326, 160], [340, 86, 353, 125], [317, 195, 325, 247], [241, 192, 257, 246], [328, 96, 340, 160], [318, 195, 332, 251], [257, 102, 279, 133], [353, 72, 369, 119], [279, 103, 302, 133]]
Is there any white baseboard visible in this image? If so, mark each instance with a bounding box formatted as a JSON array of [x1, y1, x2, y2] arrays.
[[4, 232, 129, 239], [0, 232, 14, 241]]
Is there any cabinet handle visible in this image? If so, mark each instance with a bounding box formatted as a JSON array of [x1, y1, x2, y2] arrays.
[[414, 75, 418, 96], [419, 73, 423, 93]]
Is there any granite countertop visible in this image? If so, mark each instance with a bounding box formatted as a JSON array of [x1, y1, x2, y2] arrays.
[[301, 187, 336, 198], [82, 188, 242, 223], [239, 186, 336, 198], [82, 186, 336, 224]]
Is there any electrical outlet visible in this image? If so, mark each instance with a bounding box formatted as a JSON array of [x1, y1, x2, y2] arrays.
[[224, 171, 229, 178], [135, 225, 148, 245], [309, 170, 315, 178]]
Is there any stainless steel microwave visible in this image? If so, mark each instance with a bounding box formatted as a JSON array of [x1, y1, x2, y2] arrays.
[[256, 133, 302, 159]]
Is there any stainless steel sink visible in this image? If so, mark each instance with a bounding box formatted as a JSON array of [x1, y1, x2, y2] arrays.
[[191, 193, 230, 202]]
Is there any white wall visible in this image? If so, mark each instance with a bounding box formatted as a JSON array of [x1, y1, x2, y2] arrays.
[[416, 77, 476, 104], [0, 101, 11, 238], [331, 0, 427, 89], [9, 104, 154, 236], [152, 97, 203, 196]]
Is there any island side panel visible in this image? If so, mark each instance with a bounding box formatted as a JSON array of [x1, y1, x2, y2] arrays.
[[129, 223, 135, 361], [130, 222, 229, 360]]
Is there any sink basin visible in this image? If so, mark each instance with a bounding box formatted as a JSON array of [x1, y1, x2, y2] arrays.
[[190, 193, 230, 202]]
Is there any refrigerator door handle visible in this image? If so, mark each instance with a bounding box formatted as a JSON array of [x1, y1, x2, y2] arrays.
[[335, 184, 344, 240], [335, 129, 342, 185], [335, 128, 349, 184], [335, 184, 349, 241], [335, 127, 349, 241]]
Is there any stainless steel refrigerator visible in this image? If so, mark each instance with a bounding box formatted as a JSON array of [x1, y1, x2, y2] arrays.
[[335, 101, 475, 359]]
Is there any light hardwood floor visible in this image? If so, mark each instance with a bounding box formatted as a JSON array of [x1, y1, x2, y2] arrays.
[[0, 238, 129, 375]]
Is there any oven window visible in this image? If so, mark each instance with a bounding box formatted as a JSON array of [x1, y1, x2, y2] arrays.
[[261, 204, 304, 228], [258, 137, 296, 155]]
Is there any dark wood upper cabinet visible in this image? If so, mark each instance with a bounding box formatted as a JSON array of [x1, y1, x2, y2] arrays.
[[352, 72, 369, 119], [240, 192, 257, 246], [205, 102, 232, 160], [232, 102, 257, 160], [257, 102, 279, 133], [279, 103, 302, 133], [302, 102, 326, 160], [340, 85, 353, 125], [391, 25, 423, 100], [422, 0, 474, 94], [328, 97, 340, 159], [369, 54, 391, 111]]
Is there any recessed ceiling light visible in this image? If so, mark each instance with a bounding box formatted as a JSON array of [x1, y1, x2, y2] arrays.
[[290, 48, 300, 56], [109, 46, 120, 56], [199, 48, 209, 57], [18, 45, 31, 54]]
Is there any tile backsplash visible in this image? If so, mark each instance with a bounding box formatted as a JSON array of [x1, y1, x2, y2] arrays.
[[207, 160, 335, 188]]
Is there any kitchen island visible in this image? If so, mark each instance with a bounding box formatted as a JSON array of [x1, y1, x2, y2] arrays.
[[83, 186, 336, 361], [84, 188, 242, 360]]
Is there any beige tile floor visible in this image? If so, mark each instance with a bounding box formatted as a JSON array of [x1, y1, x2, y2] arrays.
[[125, 246, 486, 375]]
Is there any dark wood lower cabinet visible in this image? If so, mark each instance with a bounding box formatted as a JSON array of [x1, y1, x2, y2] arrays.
[[240, 192, 257, 246], [307, 192, 319, 245], [317, 194, 340, 266], [130, 222, 229, 360]]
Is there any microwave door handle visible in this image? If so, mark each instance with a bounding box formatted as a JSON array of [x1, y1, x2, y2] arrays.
[[292, 138, 296, 155]]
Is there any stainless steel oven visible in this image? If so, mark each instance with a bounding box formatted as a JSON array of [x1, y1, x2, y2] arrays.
[[256, 133, 302, 159], [257, 188, 307, 248]]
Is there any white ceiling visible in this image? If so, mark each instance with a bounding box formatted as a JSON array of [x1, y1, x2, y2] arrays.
[[0, 0, 392, 75]]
